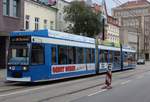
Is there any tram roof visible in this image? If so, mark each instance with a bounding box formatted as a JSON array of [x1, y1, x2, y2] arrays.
[[11, 29, 95, 44], [10, 29, 136, 52]]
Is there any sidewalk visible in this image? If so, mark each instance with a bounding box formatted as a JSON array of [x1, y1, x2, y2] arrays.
[[0, 69, 5, 80]]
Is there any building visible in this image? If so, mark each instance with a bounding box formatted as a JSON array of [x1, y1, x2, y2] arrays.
[[24, 0, 57, 30], [112, 0, 150, 60], [92, 3, 102, 14], [106, 16, 120, 47], [94, 0, 120, 47], [32, 0, 71, 32], [38, 0, 57, 5], [55, 0, 71, 32], [0, 0, 24, 68]]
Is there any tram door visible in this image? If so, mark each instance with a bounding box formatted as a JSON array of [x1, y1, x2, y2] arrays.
[[114, 51, 121, 70], [99, 50, 109, 72]]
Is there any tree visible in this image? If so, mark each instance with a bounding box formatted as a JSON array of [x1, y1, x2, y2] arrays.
[[64, 1, 102, 37]]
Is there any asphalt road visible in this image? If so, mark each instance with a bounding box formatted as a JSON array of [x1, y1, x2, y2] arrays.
[[0, 62, 149, 102], [72, 67, 150, 102]]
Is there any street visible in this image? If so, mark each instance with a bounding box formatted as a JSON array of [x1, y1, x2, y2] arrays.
[[73, 64, 150, 102], [0, 0, 150, 102], [0, 62, 150, 102]]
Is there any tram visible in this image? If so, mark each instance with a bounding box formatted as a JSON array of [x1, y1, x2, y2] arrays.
[[6, 29, 136, 82]]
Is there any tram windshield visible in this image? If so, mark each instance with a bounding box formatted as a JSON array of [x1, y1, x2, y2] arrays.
[[8, 44, 29, 65]]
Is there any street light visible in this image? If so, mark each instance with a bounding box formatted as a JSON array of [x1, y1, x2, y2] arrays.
[[95, 14, 106, 74]]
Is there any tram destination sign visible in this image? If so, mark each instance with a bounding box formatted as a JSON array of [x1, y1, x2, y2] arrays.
[[10, 36, 31, 43]]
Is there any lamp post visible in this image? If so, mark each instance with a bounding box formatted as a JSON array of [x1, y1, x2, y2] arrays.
[[102, 17, 105, 40], [95, 14, 106, 74]]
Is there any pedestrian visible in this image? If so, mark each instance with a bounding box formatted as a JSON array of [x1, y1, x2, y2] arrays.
[[102, 64, 112, 89]]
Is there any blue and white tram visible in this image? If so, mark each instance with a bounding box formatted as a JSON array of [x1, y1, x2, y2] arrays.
[[7, 29, 136, 82]]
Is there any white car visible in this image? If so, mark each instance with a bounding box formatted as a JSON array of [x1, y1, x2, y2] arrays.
[[137, 59, 145, 64]]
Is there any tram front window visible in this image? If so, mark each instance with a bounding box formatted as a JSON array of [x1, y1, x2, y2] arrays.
[[8, 45, 29, 65]]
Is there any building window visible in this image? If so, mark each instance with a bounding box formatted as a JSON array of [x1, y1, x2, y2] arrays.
[[50, 21, 54, 30], [44, 19, 47, 29], [35, 17, 39, 30], [3, 0, 19, 17], [59, 13, 62, 20], [25, 15, 30, 30], [13, 0, 18, 17], [59, 2, 61, 9], [3, 0, 9, 15]]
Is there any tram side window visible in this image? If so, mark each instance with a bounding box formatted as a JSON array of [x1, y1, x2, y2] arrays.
[[114, 51, 120, 64], [91, 49, 95, 63], [109, 51, 113, 63], [100, 50, 108, 63], [76, 48, 84, 64], [124, 52, 128, 63], [128, 53, 135, 64], [86, 48, 91, 63], [58, 46, 67, 64], [58, 46, 76, 65], [67, 47, 76, 64], [52, 47, 56, 64], [31, 45, 44, 64]]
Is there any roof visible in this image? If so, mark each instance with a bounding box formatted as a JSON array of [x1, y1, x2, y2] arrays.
[[107, 15, 120, 27], [114, 0, 150, 9], [10, 29, 95, 44], [61, 0, 71, 4], [28, 0, 58, 10]]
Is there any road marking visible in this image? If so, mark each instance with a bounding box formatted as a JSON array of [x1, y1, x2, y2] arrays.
[[121, 80, 131, 85], [88, 89, 107, 96]]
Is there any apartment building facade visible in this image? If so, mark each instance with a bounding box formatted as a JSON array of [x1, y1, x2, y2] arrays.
[[94, 0, 120, 47], [0, 0, 24, 68], [106, 16, 120, 47], [112, 0, 150, 60], [55, 0, 71, 32], [24, 0, 57, 30]]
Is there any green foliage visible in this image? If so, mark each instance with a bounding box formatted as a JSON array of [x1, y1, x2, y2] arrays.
[[64, 1, 102, 37]]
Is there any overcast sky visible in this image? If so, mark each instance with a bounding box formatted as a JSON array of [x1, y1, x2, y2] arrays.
[[66, 0, 149, 15]]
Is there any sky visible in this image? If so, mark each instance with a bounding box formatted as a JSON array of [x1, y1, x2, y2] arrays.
[[66, 0, 147, 15]]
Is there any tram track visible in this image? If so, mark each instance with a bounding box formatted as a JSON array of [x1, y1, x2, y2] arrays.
[[0, 81, 20, 87], [0, 67, 148, 102], [0, 86, 30, 94], [37, 68, 150, 102], [0, 65, 149, 98], [37, 83, 105, 102]]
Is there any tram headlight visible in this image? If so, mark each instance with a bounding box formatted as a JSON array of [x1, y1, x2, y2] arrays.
[[9, 66, 12, 70], [23, 66, 28, 71], [12, 66, 15, 70]]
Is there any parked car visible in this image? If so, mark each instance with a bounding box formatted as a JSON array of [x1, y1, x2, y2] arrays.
[[137, 59, 145, 64]]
